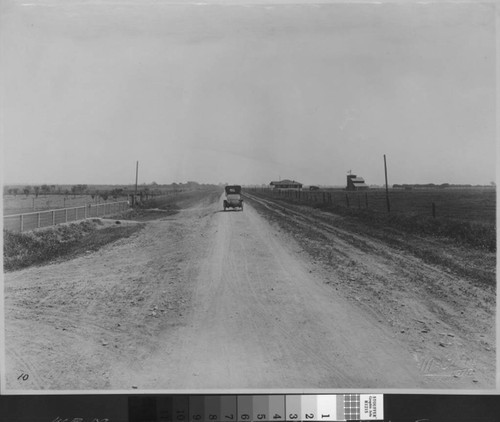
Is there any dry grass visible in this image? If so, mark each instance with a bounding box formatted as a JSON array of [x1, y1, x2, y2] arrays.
[[4, 188, 223, 272], [252, 188, 496, 252], [3, 220, 143, 272]]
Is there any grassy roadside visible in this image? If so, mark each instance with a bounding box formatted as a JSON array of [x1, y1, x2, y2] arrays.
[[320, 207, 496, 286], [3, 188, 223, 272], [3, 195, 179, 271], [250, 191, 495, 252], [245, 193, 496, 287], [3, 220, 144, 272], [311, 202, 496, 252], [117, 188, 222, 221]]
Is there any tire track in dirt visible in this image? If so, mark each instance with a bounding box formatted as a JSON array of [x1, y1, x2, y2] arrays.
[[4, 189, 493, 390], [243, 192, 495, 388], [109, 195, 445, 389], [4, 190, 222, 390]]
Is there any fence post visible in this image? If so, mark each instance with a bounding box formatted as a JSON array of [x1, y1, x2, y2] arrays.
[[20, 214, 24, 232], [52, 210, 55, 225], [345, 194, 350, 208], [37, 212, 41, 228], [65, 208, 68, 223]]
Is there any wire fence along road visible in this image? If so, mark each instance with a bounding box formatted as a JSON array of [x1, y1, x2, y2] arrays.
[[245, 187, 496, 222], [3, 201, 129, 233]]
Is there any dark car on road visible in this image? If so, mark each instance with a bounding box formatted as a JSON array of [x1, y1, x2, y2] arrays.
[[223, 185, 243, 211]]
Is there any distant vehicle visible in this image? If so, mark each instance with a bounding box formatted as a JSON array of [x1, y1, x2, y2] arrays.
[[223, 185, 243, 211], [309, 185, 320, 190]]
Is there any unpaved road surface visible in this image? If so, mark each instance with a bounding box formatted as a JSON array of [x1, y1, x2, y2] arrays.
[[4, 190, 495, 390]]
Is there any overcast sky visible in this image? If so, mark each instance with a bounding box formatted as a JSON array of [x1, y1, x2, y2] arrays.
[[1, 0, 496, 186]]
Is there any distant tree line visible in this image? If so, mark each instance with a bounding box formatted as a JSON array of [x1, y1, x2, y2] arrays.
[[4, 180, 220, 199], [392, 183, 495, 189]]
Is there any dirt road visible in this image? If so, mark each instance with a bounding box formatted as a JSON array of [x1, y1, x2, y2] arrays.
[[3, 190, 495, 390]]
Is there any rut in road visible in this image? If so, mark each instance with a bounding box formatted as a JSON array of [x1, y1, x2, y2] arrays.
[[241, 192, 495, 388], [111, 195, 434, 389], [6, 191, 479, 390]]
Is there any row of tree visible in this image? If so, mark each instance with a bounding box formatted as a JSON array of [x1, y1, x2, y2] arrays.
[[392, 183, 496, 189], [6, 184, 90, 198], [7, 184, 56, 197], [5, 184, 127, 200], [5, 181, 219, 199]]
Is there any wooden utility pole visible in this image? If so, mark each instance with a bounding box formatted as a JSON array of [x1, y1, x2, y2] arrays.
[[133, 161, 139, 206], [135, 161, 139, 196], [384, 154, 390, 213]]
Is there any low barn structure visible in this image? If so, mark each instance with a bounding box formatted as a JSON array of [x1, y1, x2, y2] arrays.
[[346, 174, 369, 191], [270, 179, 303, 189]]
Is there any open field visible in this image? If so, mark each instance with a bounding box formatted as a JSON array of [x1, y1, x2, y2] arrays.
[[248, 187, 496, 252], [249, 187, 496, 223], [4, 188, 495, 390]]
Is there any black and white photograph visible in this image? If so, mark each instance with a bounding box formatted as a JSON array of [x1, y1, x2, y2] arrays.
[[1, 0, 496, 392]]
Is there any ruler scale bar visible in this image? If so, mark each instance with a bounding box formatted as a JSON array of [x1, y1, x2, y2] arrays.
[[129, 394, 384, 422], [238, 395, 254, 422], [189, 396, 205, 422], [269, 395, 286, 422]]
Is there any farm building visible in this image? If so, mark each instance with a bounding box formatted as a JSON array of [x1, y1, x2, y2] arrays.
[[346, 174, 369, 191], [270, 179, 303, 189]]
